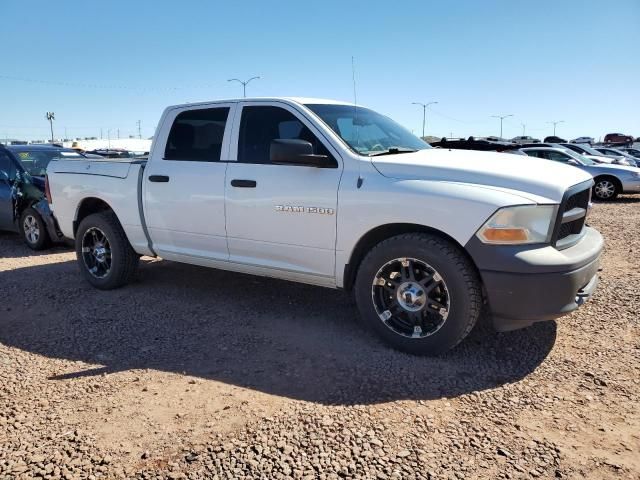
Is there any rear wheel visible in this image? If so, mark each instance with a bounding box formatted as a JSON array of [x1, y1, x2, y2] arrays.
[[20, 207, 50, 250], [75, 211, 139, 289], [593, 177, 619, 201], [354, 233, 482, 355]]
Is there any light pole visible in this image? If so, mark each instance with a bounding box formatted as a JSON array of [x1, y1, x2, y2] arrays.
[[491, 114, 513, 139], [46, 112, 55, 143], [521, 123, 526, 136], [547, 120, 564, 136], [411, 101, 438, 138], [227, 76, 260, 98]]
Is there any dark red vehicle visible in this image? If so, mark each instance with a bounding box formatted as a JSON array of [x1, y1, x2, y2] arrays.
[[604, 133, 634, 145]]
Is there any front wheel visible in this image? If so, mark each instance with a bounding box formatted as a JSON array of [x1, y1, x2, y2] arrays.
[[354, 233, 482, 355], [75, 211, 139, 289], [593, 177, 619, 201], [20, 207, 50, 250]]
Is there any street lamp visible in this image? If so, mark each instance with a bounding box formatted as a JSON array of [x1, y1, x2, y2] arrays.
[[547, 120, 564, 136], [490, 114, 513, 139], [411, 101, 438, 139], [45, 112, 55, 143], [227, 76, 260, 98]]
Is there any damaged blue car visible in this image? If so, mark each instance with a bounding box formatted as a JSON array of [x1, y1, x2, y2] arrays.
[[0, 144, 81, 249]]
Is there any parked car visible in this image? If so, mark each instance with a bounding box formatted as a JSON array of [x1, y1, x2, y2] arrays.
[[593, 147, 639, 167], [520, 147, 640, 200], [560, 143, 625, 165], [0, 145, 78, 248], [511, 136, 540, 144], [618, 147, 640, 159], [430, 136, 514, 151], [47, 97, 603, 355], [85, 149, 134, 158], [604, 133, 634, 145], [570, 137, 594, 144], [544, 135, 567, 143]]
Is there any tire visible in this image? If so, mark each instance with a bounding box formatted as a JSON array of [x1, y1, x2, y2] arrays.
[[75, 211, 139, 289], [354, 233, 482, 356], [592, 177, 619, 201], [20, 207, 50, 250]]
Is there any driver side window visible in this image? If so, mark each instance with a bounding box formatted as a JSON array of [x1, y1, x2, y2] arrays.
[[237, 106, 336, 166], [546, 151, 570, 162]]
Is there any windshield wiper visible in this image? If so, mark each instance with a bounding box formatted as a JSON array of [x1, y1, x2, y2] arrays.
[[369, 147, 418, 157]]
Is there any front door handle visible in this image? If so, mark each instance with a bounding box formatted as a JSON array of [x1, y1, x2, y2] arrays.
[[149, 175, 170, 183], [231, 179, 257, 188]]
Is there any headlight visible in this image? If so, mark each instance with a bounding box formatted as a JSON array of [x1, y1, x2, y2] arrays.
[[477, 205, 557, 245]]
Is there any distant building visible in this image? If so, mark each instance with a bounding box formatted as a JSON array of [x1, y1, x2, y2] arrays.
[[63, 138, 152, 153]]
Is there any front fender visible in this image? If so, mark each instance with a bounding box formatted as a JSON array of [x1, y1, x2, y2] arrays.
[[335, 172, 538, 287]]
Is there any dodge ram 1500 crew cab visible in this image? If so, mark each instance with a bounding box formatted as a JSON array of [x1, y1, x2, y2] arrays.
[[46, 98, 603, 355]]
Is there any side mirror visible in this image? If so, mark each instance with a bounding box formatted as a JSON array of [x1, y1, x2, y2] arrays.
[[0, 170, 9, 183], [270, 139, 332, 168], [567, 159, 579, 166]]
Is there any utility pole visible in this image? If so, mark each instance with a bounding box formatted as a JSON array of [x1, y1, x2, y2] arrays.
[[490, 114, 513, 139], [521, 123, 526, 136], [46, 112, 55, 143], [227, 76, 260, 98], [107, 129, 111, 149], [117, 128, 120, 139], [411, 101, 438, 139], [547, 120, 564, 136], [136, 120, 142, 139], [100, 128, 103, 140]]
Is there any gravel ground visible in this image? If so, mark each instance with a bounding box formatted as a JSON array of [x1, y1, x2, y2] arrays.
[[1, 197, 639, 479]]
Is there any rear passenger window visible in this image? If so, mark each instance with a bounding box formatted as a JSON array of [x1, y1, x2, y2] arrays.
[[164, 107, 229, 161], [237, 106, 335, 165]]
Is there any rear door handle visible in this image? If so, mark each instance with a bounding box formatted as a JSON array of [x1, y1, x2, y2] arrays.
[[149, 175, 170, 183], [231, 179, 257, 188]]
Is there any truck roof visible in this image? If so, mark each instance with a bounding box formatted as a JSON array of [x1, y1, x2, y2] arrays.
[[165, 97, 356, 110]]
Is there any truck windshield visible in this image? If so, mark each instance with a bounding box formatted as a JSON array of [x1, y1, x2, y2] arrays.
[[306, 104, 430, 156]]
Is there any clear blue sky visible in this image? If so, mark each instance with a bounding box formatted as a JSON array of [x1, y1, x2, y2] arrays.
[[1, 0, 639, 142]]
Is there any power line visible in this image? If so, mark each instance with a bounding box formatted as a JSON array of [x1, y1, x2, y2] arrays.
[[0, 74, 217, 91]]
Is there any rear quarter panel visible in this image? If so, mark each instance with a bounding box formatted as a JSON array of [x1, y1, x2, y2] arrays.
[[47, 160, 152, 255]]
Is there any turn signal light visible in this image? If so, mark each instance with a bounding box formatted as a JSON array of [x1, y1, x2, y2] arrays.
[[480, 228, 529, 243]]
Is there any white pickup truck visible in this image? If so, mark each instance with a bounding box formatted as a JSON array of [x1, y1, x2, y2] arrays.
[[47, 98, 603, 355]]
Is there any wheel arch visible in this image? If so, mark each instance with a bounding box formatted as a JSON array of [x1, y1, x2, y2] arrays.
[[73, 197, 115, 236], [342, 223, 481, 291], [593, 175, 622, 195]]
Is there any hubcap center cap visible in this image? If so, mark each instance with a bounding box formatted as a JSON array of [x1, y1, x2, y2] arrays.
[[94, 245, 107, 262], [397, 282, 426, 312]]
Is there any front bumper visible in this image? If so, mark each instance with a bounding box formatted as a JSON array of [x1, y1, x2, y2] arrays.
[[621, 177, 640, 193], [466, 226, 603, 331], [33, 199, 65, 243]]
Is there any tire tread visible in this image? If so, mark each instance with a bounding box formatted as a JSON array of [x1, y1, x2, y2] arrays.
[[356, 232, 483, 353], [76, 211, 138, 289]]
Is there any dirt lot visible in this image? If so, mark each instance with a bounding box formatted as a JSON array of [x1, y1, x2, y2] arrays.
[[1, 197, 639, 480]]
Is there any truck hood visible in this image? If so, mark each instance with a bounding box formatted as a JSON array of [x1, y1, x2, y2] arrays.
[[371, 148, 593, 203]]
